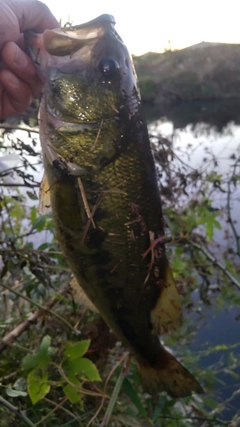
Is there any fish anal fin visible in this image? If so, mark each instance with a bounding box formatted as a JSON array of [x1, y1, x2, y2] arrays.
[[137, 348, 203, 398], [70, 276, 98, 313], [151, 264, 182, 334], [39, 172, 51, 214]]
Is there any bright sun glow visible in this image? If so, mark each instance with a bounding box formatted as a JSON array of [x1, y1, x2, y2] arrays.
[[44, 0, 240, 55]]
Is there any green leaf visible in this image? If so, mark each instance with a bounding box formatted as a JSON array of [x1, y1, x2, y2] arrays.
[[122, 378, 146, 416], [26, 191, 38, 200], [63, 383, 81, 404], [10, 203, 25, 220], [204, 395, 219, 409], [37, 242, 51, 250], [22, 353, 40, 370], [197, 210, 221, 241], [213, 344, 228, 352], [228, 351, 236, 365], [48, 346, 57, 357], [32, 215, 47, 231], [30, 206, 37, 223], [39, 335, 51, 353], [27, 368, 50, 404], [223, 368, 239, 379], [68, 358, 101, 382], [6, 387, 27, 397], [64, 340, 90, 360], [63, 373, 81, 404], [213, 219, 221, 230], [22, 335, 51, 370]]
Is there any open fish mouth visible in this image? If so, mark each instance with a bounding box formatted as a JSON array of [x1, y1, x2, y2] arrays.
[[35, 14, 117, 57]]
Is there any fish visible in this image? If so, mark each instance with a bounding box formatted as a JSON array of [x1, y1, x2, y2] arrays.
[[25, 14, 203, 397]]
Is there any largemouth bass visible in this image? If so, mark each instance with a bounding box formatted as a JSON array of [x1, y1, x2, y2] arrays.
[[25, 15, 202, 397]]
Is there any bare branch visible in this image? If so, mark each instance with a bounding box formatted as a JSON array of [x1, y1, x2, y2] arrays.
[[227, 161, 240, 257], [188, 238, 240, 290], [0, 396, 36, 427], [0, 285, 77, 353], [0, 124, 39, 134]]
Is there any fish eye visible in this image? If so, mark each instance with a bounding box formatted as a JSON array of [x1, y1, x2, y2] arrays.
[[98, 57, 120, 78]]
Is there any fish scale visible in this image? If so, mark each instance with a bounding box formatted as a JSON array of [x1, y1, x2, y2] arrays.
[[25, 14, 203, 397]]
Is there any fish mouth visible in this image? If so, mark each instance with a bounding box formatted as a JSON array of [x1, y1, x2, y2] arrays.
[[42, 14, 117, 56], [25, 14, 138, 112], [24, 13, 134, 86], [24, 14, 117, 61]]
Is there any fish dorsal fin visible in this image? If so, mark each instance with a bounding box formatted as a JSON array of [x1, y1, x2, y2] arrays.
[[39, 172, 51, 214], [151, 263, 182, 334]]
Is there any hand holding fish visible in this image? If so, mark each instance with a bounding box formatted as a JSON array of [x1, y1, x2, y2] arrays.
[[0, 0, 58, 120]]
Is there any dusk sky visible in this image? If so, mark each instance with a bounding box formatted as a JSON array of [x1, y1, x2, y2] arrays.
[[44, 0, 240, 55]]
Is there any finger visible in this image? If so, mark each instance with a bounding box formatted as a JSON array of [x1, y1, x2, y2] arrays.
[[0, 69, 32, 119], [1, 42, 42, 96]]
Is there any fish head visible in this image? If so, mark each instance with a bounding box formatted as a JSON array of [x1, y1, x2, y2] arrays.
[[25, 15, 140, 174]]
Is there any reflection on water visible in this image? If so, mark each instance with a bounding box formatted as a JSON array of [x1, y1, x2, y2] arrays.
[[193, 306, 240, 421], [0, 129, 51, 248], [145, 99, 240, 131], [151, 119, 240, 254], [157, 120, 240, 175]]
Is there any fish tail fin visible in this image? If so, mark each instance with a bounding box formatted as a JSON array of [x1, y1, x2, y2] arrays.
[[137, 348, 203, 398]]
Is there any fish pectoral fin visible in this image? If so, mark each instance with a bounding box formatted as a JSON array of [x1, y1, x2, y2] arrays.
[[150, 264, 182, 334], [39, 172, 51, 214], [70, 276, 99, 313], [138, 348, 203, 398]]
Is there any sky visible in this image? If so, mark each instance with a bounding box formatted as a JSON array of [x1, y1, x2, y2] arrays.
[[44, 0, 240, 55]]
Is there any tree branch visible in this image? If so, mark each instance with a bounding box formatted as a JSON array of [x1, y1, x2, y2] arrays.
[[0, 183, 40, 187], [0, 395, 36, 427], [0, 285, 75, 353], [187, 238, 240, 290], [0, 124, 39, 134], [227, 161, 240, 257]]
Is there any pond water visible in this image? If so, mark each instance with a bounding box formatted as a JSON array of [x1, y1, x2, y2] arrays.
[[152, 119, 240, 257], [151, 109, 240, 421]]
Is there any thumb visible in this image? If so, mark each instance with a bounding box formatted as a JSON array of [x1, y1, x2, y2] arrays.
[[0, 0, 59, 47], [12, 0, 59, 32]]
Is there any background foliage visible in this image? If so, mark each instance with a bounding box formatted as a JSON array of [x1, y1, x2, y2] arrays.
[[0, 109, 240, 426]]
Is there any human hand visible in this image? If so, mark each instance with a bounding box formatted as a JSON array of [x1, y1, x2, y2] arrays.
[[0, 0, 59, 120]]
